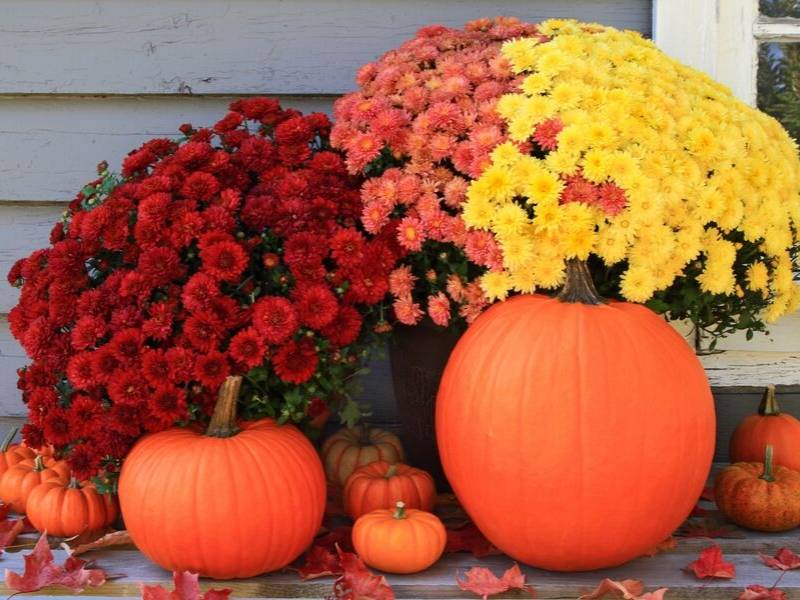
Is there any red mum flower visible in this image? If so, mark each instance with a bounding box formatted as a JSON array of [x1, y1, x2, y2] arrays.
[[181, 172, 220, 201], [200, 241, 249, 282], [273, 338, 318, 384], [321, 305, 363, 347], [183, 314, 221, 352], [67, 393, 103, 438], [148, 383, 188, 426], [70, 315, 107, 351], [165, 347, 195, 383], [91, 346, 122, 384], [292, 283, 339, 330], [142, 302, 176, 341], [108, 371, 150, 406], [252, 296, 299, 344], [598, 182, 628, 216], [141, 348, 172, 386], [283, 232, 328, 268], [42, 408, 72, 446], [330, 228, 366, 269], [66, 352, 96, 390], [109, 328, 145, 365], [182, 273, 221, 312], [228, 328, 267, 368], [533, 117, 564, 151], [194, 351, 230, 388], [107, 403, 143, 437], [67, 443, 101, 481], [21, 423, 45, 451], [138, 247, 185, 286]]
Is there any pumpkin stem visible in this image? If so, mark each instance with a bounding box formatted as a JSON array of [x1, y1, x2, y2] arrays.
[[393, 501, 407, 520], [0, 427, 17, 452], [33, 455, 45, 472], [205, 376, 243, 438], [761, 445, 776, 482], [68, 476, 80, 489], [758, 385, 780, 416], [357, 423, 372, 446], [557, 259, 605, 305], [385, 464, 398, 479]]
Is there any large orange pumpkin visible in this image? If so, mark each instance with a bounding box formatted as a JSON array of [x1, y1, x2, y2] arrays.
[[343, 460, 436, 518], [0, 455, 70, 513], [119, 376, 326, 579], [321, 424, 404, 487], [436, 260, 715, 571], [729, 385, 800, 471], [26, 478, 118, 537]]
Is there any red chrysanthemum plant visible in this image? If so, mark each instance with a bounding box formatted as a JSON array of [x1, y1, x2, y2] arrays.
[[7, 97, 399, 486], [331, 17, 545, 329]]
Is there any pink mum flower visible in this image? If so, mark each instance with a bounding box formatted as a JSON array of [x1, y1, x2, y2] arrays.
[[393, 296, 424, 325], [598, 183, 629, 216], [397, 216, 425, 251], [389, 265, 416, 297], [427, 292, 451, 326], [533, 117, 564, 151]]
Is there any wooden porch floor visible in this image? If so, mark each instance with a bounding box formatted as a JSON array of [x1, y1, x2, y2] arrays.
[[1, 508, 798, 599]]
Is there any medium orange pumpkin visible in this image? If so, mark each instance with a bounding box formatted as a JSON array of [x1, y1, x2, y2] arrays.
[[715, 445, 800, 532], [352, 501, 446, 574], [321, 424, 404, 487], [0, 428, 36, 476], [729, 385, 800, 471], [0, 455, 70, 513], [26, 477, 118, 537], [344, 460, 436, 519], [119, 376, 326, 579], [436, 261, 715, 571]]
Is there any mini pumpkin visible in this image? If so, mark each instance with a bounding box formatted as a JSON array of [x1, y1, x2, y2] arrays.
[[119, 376, 326, 579], [321, 424, 404, 487], [353, 501, 446, 574], [0, 455, 70, 513], [0, 428, 35, 476], [26, 477, 118, 537], [715, 445, 800, 532], [729, 385, 800, 471], [344, 460, 436, 519]]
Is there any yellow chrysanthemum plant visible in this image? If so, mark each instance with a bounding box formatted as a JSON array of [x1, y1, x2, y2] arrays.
[[464, 19, 800, 347]]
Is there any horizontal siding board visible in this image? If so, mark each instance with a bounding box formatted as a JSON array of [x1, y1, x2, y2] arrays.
[[0, 0, 652, 96], [0, 95, 334, 201], [0, 316, 27, 417]]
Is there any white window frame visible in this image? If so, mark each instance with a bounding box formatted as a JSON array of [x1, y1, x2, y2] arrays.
[[654, 0, 800, 106]]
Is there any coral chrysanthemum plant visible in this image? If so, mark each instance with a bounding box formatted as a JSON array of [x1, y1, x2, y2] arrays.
[[465, 19, 800, 343], [7, 98, 398, 482], [332, 17, 545, 329]]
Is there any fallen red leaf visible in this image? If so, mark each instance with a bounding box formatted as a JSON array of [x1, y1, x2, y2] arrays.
[[675, 518, 742, 538], [759, 547, 800, 571], [700, 486, 715, 502], [446, 522, 500, 557], [579, 578, 667, 599], [0, 518, 24, 552], [736, 584, 787, 600], [331, 547, 394, 600], [0, 503, 10, 521], [5, 533, 107, 593], [69, 530, 133, 556], [685, 544, 736, 579], [456, 563, 533, 600], [315, 526, 354, 553], [298, 545, 341, 580], [140, 571, 232, 600], [641, 536, 677, 557]]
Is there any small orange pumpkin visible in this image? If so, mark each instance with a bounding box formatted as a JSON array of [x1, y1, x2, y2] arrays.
[[715, 445, 800, 532], [0, 428, 36, 476], [353, 501, 446, 574], [0, 455, 70, 513], [321, 424, 404, 486], [26, 477, 118, 537], [729, 385, 800, 471], [344, 460, 435, 519]]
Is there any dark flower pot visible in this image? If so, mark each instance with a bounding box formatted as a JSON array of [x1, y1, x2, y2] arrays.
[[388, 319, 462, 491]]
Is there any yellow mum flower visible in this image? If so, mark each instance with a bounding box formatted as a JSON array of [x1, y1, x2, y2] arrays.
[[492, 203, 528, 238], [521, 73, 551, 96], [620, 265, 657, 302], [480, 271, 513, 302], [502, 38, 539, 73], [475, 165, 515, 203], [581, 149, 610, 183], [461, 196, 495, 230], [746, 261, 769, 293], [490, 142, 522, 168], [532, 200, 563, 233], [532, 257, 566, 289], [524, 170, 564, 204]]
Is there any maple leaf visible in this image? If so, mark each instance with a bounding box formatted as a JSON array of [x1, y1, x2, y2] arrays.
[[68, 530, 133, 556], [456, 563, 533, 600], [445, 522, 500, 557], [685, 544, 736, 579], [579, 578, 667, 599], [4, 533, 107, 593], [315, 526, 354, 553], [641, 536, 677, 557], [0, 518, 25, 553], [0, 502, 10, 521], [141, 571, 232, 600], [298, 545, 341, 580], [735, 584, 787, 600], [759, 547, 800, 571], [331, 547, 394, 600]]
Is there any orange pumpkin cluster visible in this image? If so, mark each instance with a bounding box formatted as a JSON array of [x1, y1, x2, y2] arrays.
[[0, 428, 117, 538], [715, 386, 800, 532], [319, 424, 445, 574]]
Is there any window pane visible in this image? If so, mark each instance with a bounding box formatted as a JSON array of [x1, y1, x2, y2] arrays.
[[760, 0, 800, 18], [758, 42, 800, 141]]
